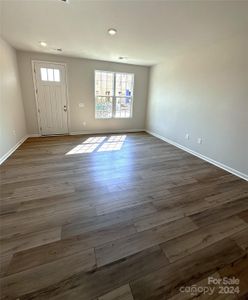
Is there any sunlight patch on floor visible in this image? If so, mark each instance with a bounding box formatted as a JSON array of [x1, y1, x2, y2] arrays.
[[83, 136, 106, 144], [97, 142, 124, 152], [66, 135, 126, 155], [108, 135, 126, 142], [66, 143, 99, 154]]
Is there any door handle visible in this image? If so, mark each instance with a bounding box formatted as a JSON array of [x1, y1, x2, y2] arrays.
[[63, 105, 67, 112]]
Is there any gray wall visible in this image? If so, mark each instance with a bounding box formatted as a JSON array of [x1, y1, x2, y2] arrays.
[[17, 51, 149, 135], [146, 33, 248, 176], [0, 38, 27, 162]]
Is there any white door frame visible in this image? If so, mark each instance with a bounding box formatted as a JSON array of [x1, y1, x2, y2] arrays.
[[32, 60, 70, 136]]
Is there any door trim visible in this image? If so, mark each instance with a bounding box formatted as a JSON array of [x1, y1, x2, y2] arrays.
[[31, 60, 70, 135]]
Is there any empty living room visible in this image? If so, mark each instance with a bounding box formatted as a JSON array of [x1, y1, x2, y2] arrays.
[[0, 0, 248, 299]]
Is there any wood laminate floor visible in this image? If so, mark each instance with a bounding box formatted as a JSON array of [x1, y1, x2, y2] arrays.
[[0, 132, 248, 300]]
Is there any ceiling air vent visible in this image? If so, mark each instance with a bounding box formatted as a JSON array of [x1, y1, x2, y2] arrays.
[[51, 48, 63, 52]]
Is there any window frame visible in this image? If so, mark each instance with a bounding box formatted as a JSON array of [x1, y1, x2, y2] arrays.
[[94, 70, 134, 119], [40, 67, 61, 82]]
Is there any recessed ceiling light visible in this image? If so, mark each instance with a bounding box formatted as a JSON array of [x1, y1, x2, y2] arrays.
[[39, 41, 47, 47], [108, 28, 117, 36]]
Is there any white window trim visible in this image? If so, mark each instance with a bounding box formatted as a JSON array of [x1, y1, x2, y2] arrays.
[[94, 70, 134, 119]]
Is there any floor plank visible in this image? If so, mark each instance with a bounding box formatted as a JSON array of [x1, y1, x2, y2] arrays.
[[239, 209, 248, 223], [20, 246, 169, 300], [190, 197, 248, 227], [0, 227, 61, 257], [130, 239, 245, 300], [62, 202, 156, 238], [0, 132, 247, 299], [134, 206, 185, 232], [95, 217, 197, 267], [7, 222, 136, 275], [161, 216, 247, 263], [1, 248, 96, 299], [230, 228, 248, 252], [219, 254, 248, 298], [98, 284, 134, 300]]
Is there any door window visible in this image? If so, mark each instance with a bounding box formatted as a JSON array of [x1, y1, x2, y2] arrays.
[[40, 68, 60, 82]]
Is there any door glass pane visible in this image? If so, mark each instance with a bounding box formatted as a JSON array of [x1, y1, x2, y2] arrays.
[[40, 68, 48, 81], [54, 69, 60, 82], [47, 68, 54, 81]]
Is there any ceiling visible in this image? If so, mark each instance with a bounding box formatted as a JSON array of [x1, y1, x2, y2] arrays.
[[1, 0, 247, 66]]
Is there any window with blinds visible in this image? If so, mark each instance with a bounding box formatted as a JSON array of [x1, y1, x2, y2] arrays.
[[95, 70, 134, 119]]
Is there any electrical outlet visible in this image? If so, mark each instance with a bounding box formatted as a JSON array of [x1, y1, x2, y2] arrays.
[[79, 103, 84, 108], [197, 137, 202, 144], [83, 121, 86, 127], [185, 133, 189, 140]]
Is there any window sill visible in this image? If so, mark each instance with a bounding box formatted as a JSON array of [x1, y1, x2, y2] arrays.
[[95, 117, 133, 120]]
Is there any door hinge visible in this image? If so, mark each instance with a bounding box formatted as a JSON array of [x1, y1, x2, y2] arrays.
[[38, 108, 40, 113], [40, 126, 42, 131], [36, 88, 38, 94]]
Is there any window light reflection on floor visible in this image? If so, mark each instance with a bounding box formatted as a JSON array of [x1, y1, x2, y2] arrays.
[[66, 135, 126, 155], [97, 142, 124, 152], [66, 143, 99, 154], [108, 135, 126, 142], [83, 136, 106, 144]]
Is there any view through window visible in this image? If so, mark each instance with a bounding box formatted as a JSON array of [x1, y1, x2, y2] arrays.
[[95, 71, 134, 119]]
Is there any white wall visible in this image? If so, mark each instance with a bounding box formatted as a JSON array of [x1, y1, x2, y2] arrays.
[[0, 38, 27, 163], [146, 34, 248, 177], [17, 51, 149, 135]]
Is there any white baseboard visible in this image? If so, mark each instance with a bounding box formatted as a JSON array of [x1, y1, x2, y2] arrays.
[[146, 130, 248, 181], [0, 135, 29, 165], [28, 129, 145, 137], [69, 129, 145, 135], [28, 133, 41, 137]]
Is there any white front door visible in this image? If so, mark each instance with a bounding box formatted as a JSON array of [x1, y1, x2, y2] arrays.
[[33, 62, 69, 135]]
